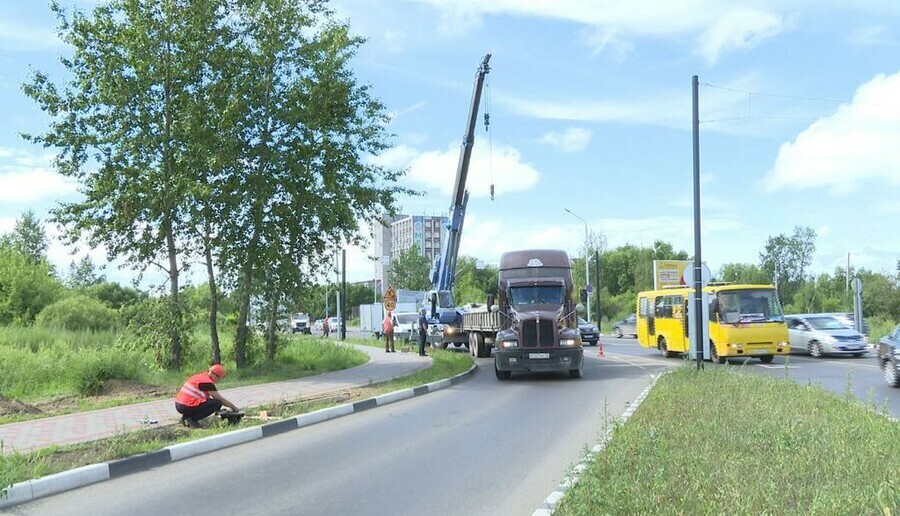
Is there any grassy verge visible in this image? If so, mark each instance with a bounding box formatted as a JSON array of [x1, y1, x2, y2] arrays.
[[556, 365, 900, 515], [0, 335, 369, 424], [0, 349, 472, 494]]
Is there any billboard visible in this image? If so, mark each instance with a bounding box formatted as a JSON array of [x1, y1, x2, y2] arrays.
[[653, 260, 710, 290]]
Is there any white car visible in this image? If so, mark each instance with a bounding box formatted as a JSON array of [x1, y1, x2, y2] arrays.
[[786, 314, 869, 358]]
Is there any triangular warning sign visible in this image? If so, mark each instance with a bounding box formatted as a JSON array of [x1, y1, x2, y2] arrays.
[[384, 286, 397, 301]]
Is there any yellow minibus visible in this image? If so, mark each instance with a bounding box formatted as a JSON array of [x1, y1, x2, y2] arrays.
[[636, 283, 789, 363]]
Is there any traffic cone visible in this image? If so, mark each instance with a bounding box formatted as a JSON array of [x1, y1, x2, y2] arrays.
[[597, 342, 605, 358]]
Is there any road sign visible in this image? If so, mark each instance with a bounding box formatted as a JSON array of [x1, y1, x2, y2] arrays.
[[585, 284, 593, 295], [384, 299, 397, 312], [384, 286, 397, 302]]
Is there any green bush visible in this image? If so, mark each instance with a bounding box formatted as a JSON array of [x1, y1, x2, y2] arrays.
[[70, 348, 143, 396], [36, 295, 120, 332]]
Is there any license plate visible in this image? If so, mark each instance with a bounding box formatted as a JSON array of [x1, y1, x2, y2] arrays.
[[847, 345, 860, 350], [529, 353, 550, 359], [752, 349, 766, 354]]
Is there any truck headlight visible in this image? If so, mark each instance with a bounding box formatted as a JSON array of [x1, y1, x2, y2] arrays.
[[559, 338, 577, 347], [445, 327, 455, 335], [501, 340, 518, 348]]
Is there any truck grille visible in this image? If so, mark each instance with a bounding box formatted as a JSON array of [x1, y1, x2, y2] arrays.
[[522, 319, 555, 348]]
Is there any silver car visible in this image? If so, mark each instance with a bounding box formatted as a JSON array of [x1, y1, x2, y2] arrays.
[[612, 313, 637, 338], [785, 314, 869, 358]]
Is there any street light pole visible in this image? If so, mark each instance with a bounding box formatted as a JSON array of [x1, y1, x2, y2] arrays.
[[564, 208, 590, 323]]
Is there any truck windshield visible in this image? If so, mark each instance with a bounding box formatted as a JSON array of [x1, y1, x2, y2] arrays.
[[509, 286, 565, 307], [715, 289, 784, 323]]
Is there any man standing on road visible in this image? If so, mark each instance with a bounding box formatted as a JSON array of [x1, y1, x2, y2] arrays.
[[174, 364, 239, 428], [417, 308, 429, 357], [322, 317, 330, 338], [383, 311, 395, 353]]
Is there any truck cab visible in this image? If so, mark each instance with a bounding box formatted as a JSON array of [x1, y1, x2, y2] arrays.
[[290, 313, 311, 334], [492, 250, 584, 379]]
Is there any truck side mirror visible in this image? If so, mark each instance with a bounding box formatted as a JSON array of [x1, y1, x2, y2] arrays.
[[486, 294, 495, 311], [430, 292, 437, 319]]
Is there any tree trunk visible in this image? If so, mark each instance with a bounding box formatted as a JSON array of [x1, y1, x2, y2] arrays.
[[205, 233, 221, 364], [266, 296, 278, 361], [234, 226, 261, 368], [166, 223, 182, 370]]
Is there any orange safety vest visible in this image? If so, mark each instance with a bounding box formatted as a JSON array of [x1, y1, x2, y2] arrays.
[[382, 316, 394, 333], [174, 372, 215, 407]]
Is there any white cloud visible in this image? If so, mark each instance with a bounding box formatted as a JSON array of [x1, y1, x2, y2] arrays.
[[0, 20, 61, 51], [764, 72, 900, 193], [876, 201, 900, 213], [538, 128, 591, 153], [847, 25, 896, 48], [0, 148, 78, 203], [412, 0, 787, 61], [499, 91, 690, 128], [696, 9, 784, 65], [377, 141, 540, 198], [388, 101, 427, 123]]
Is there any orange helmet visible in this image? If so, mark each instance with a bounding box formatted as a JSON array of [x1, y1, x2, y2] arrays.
[[209, 364, 226, 379]]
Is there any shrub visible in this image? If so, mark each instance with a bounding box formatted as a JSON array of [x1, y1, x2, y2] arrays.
[[36, 295, 120, 332]]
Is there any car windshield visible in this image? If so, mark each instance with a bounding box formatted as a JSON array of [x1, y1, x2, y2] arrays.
[[716, 289, 784, 323], [806, 316, 848, 331], [577, 317, 590, 325], [509, 286, 565, 307], [395, 314, 417, 324]]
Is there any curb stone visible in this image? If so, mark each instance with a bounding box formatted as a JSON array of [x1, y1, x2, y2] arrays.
[[0, 363, 477, 510], [531, 372, 662, 516]]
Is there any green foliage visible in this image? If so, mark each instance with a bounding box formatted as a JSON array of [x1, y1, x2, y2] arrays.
[[35, 295, 120, 332], [598, 241, 689, 298], [0, 246, 64, 325], [116, 296, 198, 368], [453, 256, 498, 305], [389, 243, 432, 291], [758, 226, 816, 301], [71, 351, 140, 396], [86, 281, 147, 311], [1, 210, 49, 263], [717, 262, 770, 285], [556, 366, 900, 515], [66, 256, 105, 288]]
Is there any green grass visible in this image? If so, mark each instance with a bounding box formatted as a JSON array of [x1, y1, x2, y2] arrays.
[[0, 349, 473, 495], [0, 326, 369, 423], [556, 365, 900, 515]]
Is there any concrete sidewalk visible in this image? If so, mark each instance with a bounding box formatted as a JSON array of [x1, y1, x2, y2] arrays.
[[0, 344, 430, 455]]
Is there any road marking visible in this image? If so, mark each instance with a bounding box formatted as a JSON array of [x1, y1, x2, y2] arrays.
[[756, 364, 799, 369]]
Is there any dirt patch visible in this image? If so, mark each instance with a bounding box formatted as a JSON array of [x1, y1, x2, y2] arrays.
[[99, 378, 169, 399], [0, 380, 171, 422], [0, 394, 42, 417]]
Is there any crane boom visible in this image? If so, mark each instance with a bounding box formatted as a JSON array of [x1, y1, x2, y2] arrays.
[[430, 53, 491, 298]]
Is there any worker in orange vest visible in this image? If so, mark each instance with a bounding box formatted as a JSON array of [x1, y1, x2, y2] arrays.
[[174, 364, 239, 428], [382, 311, 395, 353]]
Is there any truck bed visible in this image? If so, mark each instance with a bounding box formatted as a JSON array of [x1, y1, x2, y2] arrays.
[[462, 308, 503, 332]]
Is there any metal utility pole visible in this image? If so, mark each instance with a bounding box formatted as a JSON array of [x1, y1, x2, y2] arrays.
[[341, 249, 347, 341], [692, 74, 704, 370], [564, 208, 590, 322], [595, 249, 601, 324]]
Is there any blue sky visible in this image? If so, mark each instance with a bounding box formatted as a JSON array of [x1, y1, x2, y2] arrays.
[[2, 1, 900, 287]]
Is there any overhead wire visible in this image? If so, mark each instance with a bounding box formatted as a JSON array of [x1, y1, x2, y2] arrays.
[[699, 81, 900, 125], [485, 72, 494, 200]]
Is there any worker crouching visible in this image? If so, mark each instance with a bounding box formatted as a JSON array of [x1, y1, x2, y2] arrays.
[[174, 364, 239, 428]]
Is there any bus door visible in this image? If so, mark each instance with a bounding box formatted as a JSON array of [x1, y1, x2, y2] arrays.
[[669, 295, 687, 351], [637, 296, 653, 346]]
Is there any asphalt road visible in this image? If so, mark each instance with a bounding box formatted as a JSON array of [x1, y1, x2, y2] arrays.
[[600, 335, 900, 418], [12, 349, 669, 516]]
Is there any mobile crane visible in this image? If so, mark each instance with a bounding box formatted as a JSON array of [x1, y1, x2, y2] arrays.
[[423, 53, 491, 349]]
